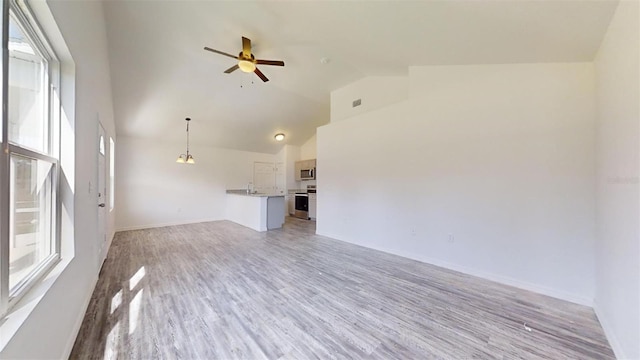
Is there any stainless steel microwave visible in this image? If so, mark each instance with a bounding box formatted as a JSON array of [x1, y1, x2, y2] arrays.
[[300, 168, 315, 180]]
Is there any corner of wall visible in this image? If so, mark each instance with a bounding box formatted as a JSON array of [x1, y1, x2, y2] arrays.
[[300, 133, 317, 160], [593, 0, 640, 358], [593, 300, 628, 360]]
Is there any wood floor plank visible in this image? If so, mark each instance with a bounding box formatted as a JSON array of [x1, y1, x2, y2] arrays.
[[70, 217, 614, 359]]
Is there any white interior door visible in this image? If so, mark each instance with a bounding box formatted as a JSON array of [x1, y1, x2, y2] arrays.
[[253, 162, 275, 193], [97, 123, 108, 267]]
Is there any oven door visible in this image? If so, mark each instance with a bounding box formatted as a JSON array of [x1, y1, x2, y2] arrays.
[[294, 193, 309, 219]]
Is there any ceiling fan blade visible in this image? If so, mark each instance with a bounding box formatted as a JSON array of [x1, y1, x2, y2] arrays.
[[224, 64, 239, 73], [256, 59, 285, 66], [254, 67, 269, 82], [204, 47, 238, 59], [242, 37, 251, 57]]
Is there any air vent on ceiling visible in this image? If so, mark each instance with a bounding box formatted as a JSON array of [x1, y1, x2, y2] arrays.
[[352, 99, 362, 108]]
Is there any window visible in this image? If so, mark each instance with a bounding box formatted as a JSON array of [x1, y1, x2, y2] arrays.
[[1, 0, 60, 315], [109, 137, 114, 211]]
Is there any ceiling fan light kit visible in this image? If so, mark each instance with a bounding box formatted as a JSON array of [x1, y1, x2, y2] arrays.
[[176, 117, 195, 165], [204, 36, 285, 82], [238, 59, 256, 73]]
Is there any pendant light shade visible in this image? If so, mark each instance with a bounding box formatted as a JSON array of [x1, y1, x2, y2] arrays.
[[177, 118, 195, 164]]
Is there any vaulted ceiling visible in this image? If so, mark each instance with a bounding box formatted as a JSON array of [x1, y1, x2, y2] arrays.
[[103, 0, 618, 154]]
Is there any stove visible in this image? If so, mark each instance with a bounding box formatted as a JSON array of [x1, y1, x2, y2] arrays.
[[293, 185, 316, 219]]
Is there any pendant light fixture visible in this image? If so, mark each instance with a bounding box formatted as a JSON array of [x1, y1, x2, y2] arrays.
[[176, 117, 195, 164]]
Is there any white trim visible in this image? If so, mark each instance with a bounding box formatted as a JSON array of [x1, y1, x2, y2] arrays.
[[1, 0, 63, 319], [61, 273, 98, 359], [0, 0, 10, 319], [108, 137, 115, 212], [416, 254, 592, 306], [115, 218, 222, 232], [12, 0, 58, 63], [7, 143, 57, 163], [594, 301, 626, 360], [108, 230, 116, 250], [316, 230, 593, 306], [96, 120, 107, 268]]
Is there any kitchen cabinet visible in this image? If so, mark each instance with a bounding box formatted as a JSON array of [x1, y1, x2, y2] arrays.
[[287, 195, 295, 215], [226, 193, 285, 231], [309, 193, 317, 220], [298, 159, 316, 169]]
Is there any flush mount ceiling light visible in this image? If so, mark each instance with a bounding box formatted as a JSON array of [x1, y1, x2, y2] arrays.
[[274, 133, 285, 141], [176, 117, 195, 164]]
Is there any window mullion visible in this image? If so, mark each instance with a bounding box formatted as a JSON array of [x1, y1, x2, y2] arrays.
[[0, 0, 10, 317], [8, 143, 56, 163]]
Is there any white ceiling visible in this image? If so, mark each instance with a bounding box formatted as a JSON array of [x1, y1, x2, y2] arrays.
[[103, 0, 618, 154]]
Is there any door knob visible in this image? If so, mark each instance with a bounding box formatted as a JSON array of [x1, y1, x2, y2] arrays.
[[98, 203, 106, 208]]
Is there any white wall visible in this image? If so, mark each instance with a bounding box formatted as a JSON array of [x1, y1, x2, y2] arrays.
[[115, 136, 276, 230], [0, 1, 117, 358], [300, 133, 317, 160], [277, 144, 301, 190], [275, 136, 317, 193], [593, 1, 640, 358], [318, 62, 597, 305], [330, 76, 408, 123]]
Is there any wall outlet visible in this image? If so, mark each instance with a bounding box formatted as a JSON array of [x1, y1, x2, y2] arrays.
[[411, 228, 416, 236], [448, 234, 455, 243]]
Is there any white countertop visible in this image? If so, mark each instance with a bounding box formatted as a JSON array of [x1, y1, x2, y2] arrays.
[[226, 190, 285, 197]]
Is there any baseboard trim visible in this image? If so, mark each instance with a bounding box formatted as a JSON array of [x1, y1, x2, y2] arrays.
[[116, 218, 221, 232], [416, 253, 592, 306], [316, 230, 593, 307], [594, 301, 626, 360], [61, 273, 99, 359]]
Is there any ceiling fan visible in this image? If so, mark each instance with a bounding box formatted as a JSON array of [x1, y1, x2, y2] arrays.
[[204, 36, 285, 82]]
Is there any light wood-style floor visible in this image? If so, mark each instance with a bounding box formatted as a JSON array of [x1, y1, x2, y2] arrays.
[[71, 217, 614, 359]]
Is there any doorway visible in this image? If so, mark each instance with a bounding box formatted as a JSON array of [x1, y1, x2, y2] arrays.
[[97, 122, 108, 268]]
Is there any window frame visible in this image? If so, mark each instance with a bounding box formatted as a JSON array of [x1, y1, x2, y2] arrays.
[[0, 0, 61, 316], [109, 137, 114, 212]]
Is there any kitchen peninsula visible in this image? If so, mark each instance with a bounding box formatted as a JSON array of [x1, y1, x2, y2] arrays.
[[226, 190, 285, 231]]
